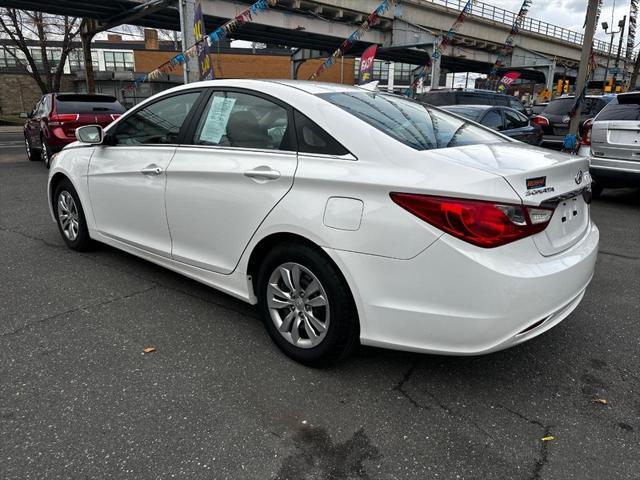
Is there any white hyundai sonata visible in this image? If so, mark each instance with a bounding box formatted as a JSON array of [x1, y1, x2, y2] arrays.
[[47, 80, 598, 365]]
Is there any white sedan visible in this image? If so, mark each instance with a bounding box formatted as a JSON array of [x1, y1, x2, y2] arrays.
[[48, 80, 598, 365]]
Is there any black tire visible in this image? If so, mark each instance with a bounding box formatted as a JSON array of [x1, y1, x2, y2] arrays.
[[53, 178, 92, 251], [591, 182, 604, 198], [25, 136, 39, 161], [41, 137, 52, 169], [256, 242, 359, 366]]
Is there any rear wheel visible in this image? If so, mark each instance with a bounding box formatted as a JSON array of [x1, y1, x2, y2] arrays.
[[25, 136, 39, 161], [256, 242, 359, 366], [53, 179, 91, 251]]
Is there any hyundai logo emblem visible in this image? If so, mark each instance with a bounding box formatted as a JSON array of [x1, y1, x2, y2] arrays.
[[575, 170, 584, 185]]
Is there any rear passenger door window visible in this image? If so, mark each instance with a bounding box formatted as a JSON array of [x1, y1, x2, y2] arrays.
[[482, 109, 504, 131], [193, 91, 294, 151], [504, 110, 528, 129]]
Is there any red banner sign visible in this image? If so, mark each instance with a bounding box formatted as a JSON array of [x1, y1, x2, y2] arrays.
[[497, 71, 521, 92], [358, 45, 378, 85]]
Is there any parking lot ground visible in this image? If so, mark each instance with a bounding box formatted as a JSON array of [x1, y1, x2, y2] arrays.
[[1, 140, 639, 479]]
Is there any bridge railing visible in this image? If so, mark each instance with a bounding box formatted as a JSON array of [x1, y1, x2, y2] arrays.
[[419, 0, 626, 58]]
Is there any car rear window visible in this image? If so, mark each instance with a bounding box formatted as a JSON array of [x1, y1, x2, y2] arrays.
[[55, 95, 126, 114], [443, 106, 483, 121], [416, 92, 453, 106], [596, 94, 640, 121], [543, 98, 574, 115], [317, 91, 503, 151]]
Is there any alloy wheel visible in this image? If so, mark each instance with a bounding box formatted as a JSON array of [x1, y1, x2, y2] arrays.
[[41, 139, 50, 167], [267, 262, 330, 349], [57, 191, 80, 241]]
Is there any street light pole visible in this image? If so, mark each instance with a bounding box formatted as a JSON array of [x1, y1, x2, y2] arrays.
[[570, 0, 600, 136], [602, 23, 616, 92], [612, 16, 627, 91]]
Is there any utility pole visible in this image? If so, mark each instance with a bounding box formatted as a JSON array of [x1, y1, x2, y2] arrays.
[[570, 0, 600, 136], [178, 0, 199, 84], [630, 51, 640, 89], [612, 15, 627, 92]]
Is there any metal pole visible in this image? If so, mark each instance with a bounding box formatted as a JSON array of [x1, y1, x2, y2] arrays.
[[178, 0, 188, 84], [570, 0, 600, 136], [603, 30, 615, 92], [612, 16, 627, 91]]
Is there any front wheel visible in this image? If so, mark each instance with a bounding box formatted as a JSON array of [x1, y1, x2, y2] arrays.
[[25, 136, 39, 161], [41, 137, 52, 169], [256, 242, 359, 366], [53, 179, 92, 251]]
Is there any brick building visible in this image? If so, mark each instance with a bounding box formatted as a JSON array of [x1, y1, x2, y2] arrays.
[[0, 29, 355, 115]]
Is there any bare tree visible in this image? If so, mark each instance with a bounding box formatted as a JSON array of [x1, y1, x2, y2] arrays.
[[0, 9, 81, 94]]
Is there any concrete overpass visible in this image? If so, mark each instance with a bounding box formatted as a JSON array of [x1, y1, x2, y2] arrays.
[[0, 0, 627, 88]]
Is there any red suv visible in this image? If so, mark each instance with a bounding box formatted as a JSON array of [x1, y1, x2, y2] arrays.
[[23, 93, 126, 168]]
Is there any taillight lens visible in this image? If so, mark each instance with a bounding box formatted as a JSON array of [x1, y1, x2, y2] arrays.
[[531, 115, 549, 127], [49, 114, 79, 126], [390, 193, 554, 248], [580, 118, 593, 145]]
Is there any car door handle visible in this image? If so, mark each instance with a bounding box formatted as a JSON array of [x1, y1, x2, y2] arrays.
[[244, 166, 281, 181], [140, 164, 163, 176]]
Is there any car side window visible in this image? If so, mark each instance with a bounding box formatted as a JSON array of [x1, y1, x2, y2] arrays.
[[482, 109, 503, 130], [494, 96, 509, 107], [294, 111, 349, 156], [193, 91, 293, 151], [508, 98, 525, 114], [504, 110, 527, 129], [114, 91, 200, 145], [32, 99, 43, 118]]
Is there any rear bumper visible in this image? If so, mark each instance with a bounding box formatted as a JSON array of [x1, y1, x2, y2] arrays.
[[589, 156, 640, 187], [540, 135, 565, 149], [326, 222, 599, 356]]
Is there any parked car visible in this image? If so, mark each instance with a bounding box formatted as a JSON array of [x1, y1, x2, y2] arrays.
[[23, 93, 125, 168], [532, 95, 613, 150], [577, 92, 640, 196], [442, 105, 543, 145], [417, 88, 528, 116], [531, 103, 548, 116], [48, 80, 598, 365]]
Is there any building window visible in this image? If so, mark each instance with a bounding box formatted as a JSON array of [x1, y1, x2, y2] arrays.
[[0, 48, 17, 68], [104, 51, 134, 71]]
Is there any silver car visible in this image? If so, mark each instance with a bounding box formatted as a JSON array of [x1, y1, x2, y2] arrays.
[[581, 92, 640, 196]]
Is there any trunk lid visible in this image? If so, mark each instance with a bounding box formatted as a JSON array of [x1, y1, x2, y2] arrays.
[[434, 143, 591, 256], [591, 120, 640, 161]]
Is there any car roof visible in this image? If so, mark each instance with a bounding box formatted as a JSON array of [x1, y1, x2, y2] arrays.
[[444, 104, 492, 111]]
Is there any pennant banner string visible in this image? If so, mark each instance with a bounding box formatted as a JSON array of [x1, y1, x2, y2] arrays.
[[124, 0, 277, 91], [405, 0, 476, 96], [309, 0, 397, 81]]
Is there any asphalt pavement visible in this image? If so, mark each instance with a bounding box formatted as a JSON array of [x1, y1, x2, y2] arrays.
[[1, 130, 639, 479]]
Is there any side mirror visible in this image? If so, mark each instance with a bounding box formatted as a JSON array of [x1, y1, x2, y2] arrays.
[[19, 112, 29, 119], [76, 125, 104, 144]]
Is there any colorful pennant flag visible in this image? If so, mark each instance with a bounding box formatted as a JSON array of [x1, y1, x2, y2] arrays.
[[309, 0, 396, 81], [405, 0, 476, 96], [123, 0, 277, 92]]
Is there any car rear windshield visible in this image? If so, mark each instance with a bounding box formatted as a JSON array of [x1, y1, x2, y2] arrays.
[[442, 106, 483, 121], [317, 91, 503, 151], [596, 94, 640, 121], [542, 98, 574, 115], [55, 95, 126, 114]]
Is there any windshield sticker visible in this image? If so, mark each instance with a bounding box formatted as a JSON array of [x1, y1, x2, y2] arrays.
[[526, 176, 546, 190]]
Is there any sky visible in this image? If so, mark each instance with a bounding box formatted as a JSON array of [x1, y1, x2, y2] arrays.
[[499, 0, 633, 42]]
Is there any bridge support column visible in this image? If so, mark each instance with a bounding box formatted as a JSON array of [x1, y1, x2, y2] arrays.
[[545, 59, 556, 92], [290, 48, 325, 79], [387, 62, 395, 92], [430, 51, 441, 89], [178, 0, 199, 83]]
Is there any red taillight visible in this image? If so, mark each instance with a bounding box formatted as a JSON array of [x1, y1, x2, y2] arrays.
[[390, 193, 554, 248], [49, 114, 79, 126], [531, 115, 549, 127], [580, 118, 593, 145], [110, 114, 121, 121]]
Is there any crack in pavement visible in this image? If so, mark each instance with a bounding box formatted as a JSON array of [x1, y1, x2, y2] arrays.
[[392, 361, 495, 442], [598, 249, 640, 261], [1, 286, 158, 339], [1, 226, 259, 321], [497, 405, 552, 480]]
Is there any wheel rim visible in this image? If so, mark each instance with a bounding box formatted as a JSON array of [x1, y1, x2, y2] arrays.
[[267, 262, 330, 349], [57, 191, 80, 241], [41, 141, 49, 165]]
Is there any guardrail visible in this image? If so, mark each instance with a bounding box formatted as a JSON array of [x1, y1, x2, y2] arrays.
[[419, 0, 626, 58]]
